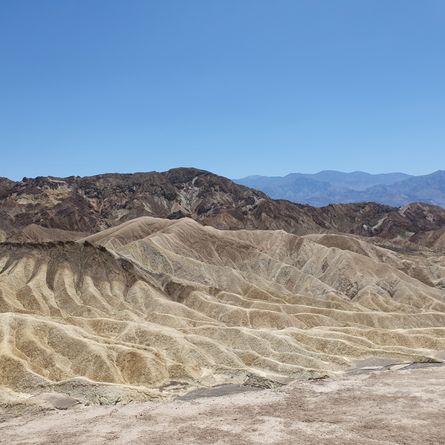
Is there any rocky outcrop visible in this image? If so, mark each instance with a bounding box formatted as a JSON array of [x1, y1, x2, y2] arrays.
[[1, 168, 445, 243]]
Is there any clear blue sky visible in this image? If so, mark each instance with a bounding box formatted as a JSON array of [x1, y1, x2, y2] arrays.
[[1, 0, 444, 180]]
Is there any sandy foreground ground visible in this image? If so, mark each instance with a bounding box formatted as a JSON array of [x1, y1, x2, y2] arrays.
[[1, 365, 444, 445]]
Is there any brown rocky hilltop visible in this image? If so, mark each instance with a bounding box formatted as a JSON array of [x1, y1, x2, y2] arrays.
[[1, 168, 445, 244]]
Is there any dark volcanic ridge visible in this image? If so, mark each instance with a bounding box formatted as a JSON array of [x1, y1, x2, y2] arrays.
[[1, 168, 445, 247]]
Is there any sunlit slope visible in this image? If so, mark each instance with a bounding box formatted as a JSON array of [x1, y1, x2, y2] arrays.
[[1, 217, 445, 400]]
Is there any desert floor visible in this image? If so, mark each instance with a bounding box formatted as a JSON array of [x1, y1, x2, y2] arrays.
[[1, 363, 444, 445]]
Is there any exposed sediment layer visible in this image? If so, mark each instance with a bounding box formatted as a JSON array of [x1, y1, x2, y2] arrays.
[[1, 217, 444, 404]]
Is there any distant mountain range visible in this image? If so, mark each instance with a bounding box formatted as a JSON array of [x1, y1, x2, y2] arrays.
[[235, 170, 445, 207]]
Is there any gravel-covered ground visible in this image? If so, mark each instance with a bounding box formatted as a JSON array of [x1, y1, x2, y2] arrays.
[[1, 365, 444, 445]]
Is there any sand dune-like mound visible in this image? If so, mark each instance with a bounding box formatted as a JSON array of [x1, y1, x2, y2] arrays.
[[1, 217, 445, 404]]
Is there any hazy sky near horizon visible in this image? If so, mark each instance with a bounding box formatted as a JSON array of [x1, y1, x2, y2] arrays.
[[1, 0, 444, 180]]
